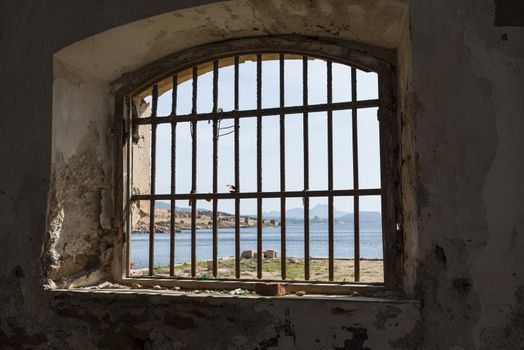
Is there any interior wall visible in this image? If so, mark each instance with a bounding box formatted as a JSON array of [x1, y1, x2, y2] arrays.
[[1, 0, 523, 349], [45, 59, 115, 287], [410, 1, 524, 348]]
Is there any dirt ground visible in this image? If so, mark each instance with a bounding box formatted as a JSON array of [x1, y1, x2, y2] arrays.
[[134, 258, 384, 283]]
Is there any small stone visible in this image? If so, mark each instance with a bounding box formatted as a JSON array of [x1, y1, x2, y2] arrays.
[[98, 281, 113, 289], [173, 286, 181, 291], [295, 290, 306, 297], [352, 291, 360, 296], [230, 288, 249, 295], [152, 285, 162, 290], [241, 250, 257, 259], [264, 249, 278, 259], [130, 283, 142, 289]]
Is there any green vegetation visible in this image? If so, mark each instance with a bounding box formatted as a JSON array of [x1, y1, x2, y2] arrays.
[[151, 258, 383, 282]]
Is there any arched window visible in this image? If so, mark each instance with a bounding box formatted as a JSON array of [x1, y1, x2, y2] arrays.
[[115, 37, 401, 293]]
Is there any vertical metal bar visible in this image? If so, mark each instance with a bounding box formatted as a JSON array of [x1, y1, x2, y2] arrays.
[[149, 84, 158, 276], [170, 74, 178, 276], [279, 54, 287, 280], [234, 56, 241, 279], [303, 56, 310, 281], [191, 66, 198, 278], [256, 54, 263, 279], [351, 67, 360, 282], [212, 60, 219, 278], [327, 61, 334, 281]]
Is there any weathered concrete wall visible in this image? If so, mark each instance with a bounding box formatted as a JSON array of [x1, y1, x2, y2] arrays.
[[45, 60, 115, 287], [0, 0, 523, 348], [48, 291, 419, 349], [410, 1, 524, 349]]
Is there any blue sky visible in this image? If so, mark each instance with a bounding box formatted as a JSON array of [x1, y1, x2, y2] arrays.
[[141, 56, 381, 214]]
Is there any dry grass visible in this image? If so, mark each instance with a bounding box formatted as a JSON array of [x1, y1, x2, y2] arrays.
[[135, 258, 383, 283]]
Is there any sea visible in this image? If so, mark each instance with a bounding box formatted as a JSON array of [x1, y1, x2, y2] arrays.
[[130, 221, 383, 268]]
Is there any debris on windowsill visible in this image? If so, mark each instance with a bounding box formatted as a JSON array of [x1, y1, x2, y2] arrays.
[[229, 288, 250, 295], [255, 282, 288, 296], [79, 281, 397, 299], [130, 282, 142, 289]]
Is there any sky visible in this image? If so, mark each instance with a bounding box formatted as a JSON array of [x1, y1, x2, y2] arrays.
[[139, 56, 381, 214]]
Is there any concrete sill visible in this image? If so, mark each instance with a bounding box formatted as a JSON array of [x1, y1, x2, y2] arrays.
[[52, 288, 417, 305]]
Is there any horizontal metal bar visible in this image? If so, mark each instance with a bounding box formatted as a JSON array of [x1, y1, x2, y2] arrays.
[[133, 99, 380, 125], [124, 275, 384, 288], [132, 189, 381, 201]]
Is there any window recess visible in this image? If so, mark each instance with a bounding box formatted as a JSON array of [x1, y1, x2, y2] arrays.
[[115, 37, 402, 294]]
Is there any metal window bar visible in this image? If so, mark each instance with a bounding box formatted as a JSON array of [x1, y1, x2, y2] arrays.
[[279, 54, 286, 280], [130, 54, 383, 284], [148, 84, 158, 276], [234, 56, 241, 279], [256, 54, 263, 279], [133, 100, 379, 125], [351, 67, 361, 282], [191, 66, 198, 278], [212, 60, 219, 278], [327, 61, 335, 281], [170, 74, 178, 276], [133, 189, 380, 201], [302, 56, 310, 281]]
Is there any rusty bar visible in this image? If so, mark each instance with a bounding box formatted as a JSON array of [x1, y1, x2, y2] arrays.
[[234, 56, 241, 279], [133, 99, 380, 125], [352, 67, 360, 282], [279, 54, 287, 280], [132, 188, 380, 201], [191, 66, 198, 278], [212, 60, 219, 278], [149, 84, 158, 276], [170, 74, 178, 276], [303, 56, 310, 281], [327, 61, 334, 281], [256, 54, 263, 280]]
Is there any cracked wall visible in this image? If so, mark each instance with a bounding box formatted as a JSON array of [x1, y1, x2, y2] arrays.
[[45, 60, 115, 287]]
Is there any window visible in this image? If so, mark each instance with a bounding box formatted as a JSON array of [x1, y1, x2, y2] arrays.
[[115, 37, 401, 294]]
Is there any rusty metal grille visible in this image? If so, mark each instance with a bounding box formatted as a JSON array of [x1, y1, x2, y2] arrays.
[[127, 53, 384, 284]]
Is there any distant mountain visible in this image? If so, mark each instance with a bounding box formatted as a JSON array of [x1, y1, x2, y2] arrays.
[[156, 201, 381, 224], [337, 211, 382, 223], [155, 201, 171, 209], [262, 204, 380, 223], [264, 204, 348, 219], [154, 201, 213, 214], [264, 204, 351, 219]]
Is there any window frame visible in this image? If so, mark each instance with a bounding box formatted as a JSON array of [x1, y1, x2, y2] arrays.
[[112, 36, 403, 293]]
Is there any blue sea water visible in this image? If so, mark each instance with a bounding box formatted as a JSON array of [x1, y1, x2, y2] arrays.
[[130, 221, 383, 269]]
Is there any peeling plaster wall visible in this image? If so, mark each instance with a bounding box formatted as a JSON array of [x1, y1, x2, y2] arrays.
[[47, 292, 419, 349], [1, 0, 523, 349], [45, 60, 115, 287], [410, 1, 524, 349]]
